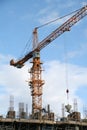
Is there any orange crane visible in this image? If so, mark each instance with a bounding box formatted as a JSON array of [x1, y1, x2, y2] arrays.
[[10, 5, 87, 116]]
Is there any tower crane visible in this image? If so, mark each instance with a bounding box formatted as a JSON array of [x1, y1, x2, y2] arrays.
[[10, 5, 87, 116]]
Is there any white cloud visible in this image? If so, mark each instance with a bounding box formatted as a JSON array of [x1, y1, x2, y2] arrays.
[[43, 61, 87, 116], [38, 8, 72, 28], [81, 2, 87, 6], [37, 3, 82, 28], [0, 55, 32, 116], [45, 0, 75, 8], [64, 43, 87, 59], [38, 5, 62, 26], [38, 11, 59, 25], [0, 55, 87, 118]]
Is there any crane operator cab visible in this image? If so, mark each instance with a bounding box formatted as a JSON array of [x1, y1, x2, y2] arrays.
[[33, 51, 40, 58]]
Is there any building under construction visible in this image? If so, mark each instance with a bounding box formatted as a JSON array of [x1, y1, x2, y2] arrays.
[[0, 5, 87, 130], [0, 97, 87, 130]]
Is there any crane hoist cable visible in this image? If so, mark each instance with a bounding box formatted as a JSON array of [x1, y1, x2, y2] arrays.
[[63, 37, 69, 103]]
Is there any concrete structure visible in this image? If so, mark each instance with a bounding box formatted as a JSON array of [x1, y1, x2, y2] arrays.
[[0, 117, 87, 130]]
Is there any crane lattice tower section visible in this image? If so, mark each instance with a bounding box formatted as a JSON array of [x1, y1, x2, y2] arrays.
[[29, 29, 44, 115]]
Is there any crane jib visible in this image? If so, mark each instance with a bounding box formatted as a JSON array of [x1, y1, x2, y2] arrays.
[[37, 5, 87, 51], [10, 5, 87, 68]]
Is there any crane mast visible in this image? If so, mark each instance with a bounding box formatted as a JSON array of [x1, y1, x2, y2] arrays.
[[29, 28, 44, 115], [10, 5, 87, 117]]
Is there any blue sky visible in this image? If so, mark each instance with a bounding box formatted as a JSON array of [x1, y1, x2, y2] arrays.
[[0, 0, 87, 118]]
